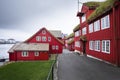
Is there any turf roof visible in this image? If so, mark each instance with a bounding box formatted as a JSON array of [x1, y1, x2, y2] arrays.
[[67, 39, 74, 45], [84, 1, 102, 9], [66, 33, 74, 39], [87, 0, 118, 22], [73, 24, 80, 32]]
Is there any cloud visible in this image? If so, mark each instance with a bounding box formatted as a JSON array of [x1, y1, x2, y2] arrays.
[[0, 0, 105, 41]]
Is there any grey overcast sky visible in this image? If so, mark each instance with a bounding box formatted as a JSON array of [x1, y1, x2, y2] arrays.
[[0, 0, 105, 41]]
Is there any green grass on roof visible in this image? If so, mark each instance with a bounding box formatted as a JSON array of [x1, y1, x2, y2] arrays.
[[67, 39, 74, 45], [87, 0, 118, 22], [67, 33, 74, 39], [84, 1, 102, 8], [73, 24, 80, 32]]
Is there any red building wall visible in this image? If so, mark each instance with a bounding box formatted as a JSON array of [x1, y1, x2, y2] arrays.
[[15, 51, 49, 61], [68, 42, 74, 51], [77, 2, 120, 66], [25, 28, 63, 54]]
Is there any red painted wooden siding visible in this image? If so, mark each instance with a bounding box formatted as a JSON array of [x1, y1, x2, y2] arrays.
[[25, 28, 63, 54], [12, 51, 49, 61], [76, 2, 120, 66]]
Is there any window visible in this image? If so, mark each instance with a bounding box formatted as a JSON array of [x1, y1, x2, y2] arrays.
[[82, 14, 86, 23], [36, 36, 41, 41], [102, 40, 110, 53], [42, 36, 46, 41], [48, 37, 51, 42], [52, 45, 55, 50], [42, 30, 46, 34], [94, 40, 100, 51], [89, 41, 94, 50], [75, 31, 79, 37], [75, 41, 80, 47], [94, 20, 100, 32], [82, 27, 86, 35], [79, 30, 81, 36], [34, 52, 39, 56], [56, 45, 59, 50], [22, 51, 28, 57], [89, 23, 93, 33], [101, 15, 110, 29]]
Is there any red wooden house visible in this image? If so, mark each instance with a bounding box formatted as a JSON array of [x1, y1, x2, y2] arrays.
[[76, 0, 120, 66], [8, 27, 63, 61], [66, 33, 74, 51]]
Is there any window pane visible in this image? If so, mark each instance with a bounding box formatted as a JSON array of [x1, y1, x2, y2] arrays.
[[75, 41, 80, 47], [42, 30, 46, 34], [42, 36, 46, 41], [82, 14, 86, 23], [52, 45, 55, 50], [105, 15, 110, 28], [101, 15, 110, 29], [102, 41, 105, 52], [36, 36, 41, 41], [22, 51, 28, 57], [89, 24, 93, 33], [56, 45, 59, 50], [35, 52, 39, 56], [75, 31, 79, 37], [82, 27, 86, 35], [89, 41, 94, 50], [48, 37, 51, 42], [94, 20, 100, 31], [106, 41, 110, 53]]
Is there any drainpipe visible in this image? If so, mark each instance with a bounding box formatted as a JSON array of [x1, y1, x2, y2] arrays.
[[113, 6, 119, 66]]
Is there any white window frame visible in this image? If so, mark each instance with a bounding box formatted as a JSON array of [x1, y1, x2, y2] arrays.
[[89, 23, 93, 33], [36, 36, 41, 41], [82, 14, 86, 23], [34, 52, 39, 56], [94, 20, 100, 32], [22, 51, 28, 57], [94, 40, 100, 51], [48, 37, 51, 42], [52, 45, 55, 50], [89, 41, 94, 50], [56, 45, 59, 50], [75, 30, 80, 37], [101, 15, 110, 30], [82, 27, 86, 35], [102, 40, 110, 54], [42, 36, 46, 42], [75, 41, 80, 47]]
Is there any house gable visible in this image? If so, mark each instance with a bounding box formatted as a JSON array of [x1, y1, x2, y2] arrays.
[[25, 27, 63, 45]]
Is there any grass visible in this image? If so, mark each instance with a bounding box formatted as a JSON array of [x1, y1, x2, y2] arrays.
[[87, 0, 118, 22], [67, 39, 74, 45], [0, 61, 53, 80], [66, 33, 74, 39]]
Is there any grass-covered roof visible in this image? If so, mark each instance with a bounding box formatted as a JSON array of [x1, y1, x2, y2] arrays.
[[87, 0, 118, 22], [73, 24, 80, 32], [84, 1, 102, 9], [67, 39, 74, 45], [66, 33, 74, 39]]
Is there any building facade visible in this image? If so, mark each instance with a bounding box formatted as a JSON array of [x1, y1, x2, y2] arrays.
[[75, 0, 120, 66], [66, 33, 74, 51], [8, 27, 63, 61]]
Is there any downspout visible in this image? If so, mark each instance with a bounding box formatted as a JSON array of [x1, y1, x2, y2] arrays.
[[113, 6, 119, 66]]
